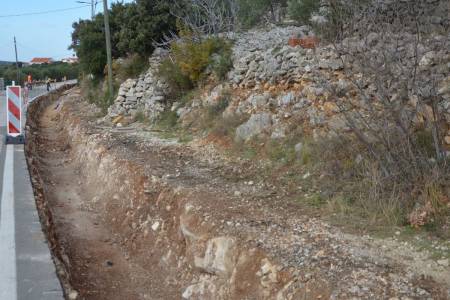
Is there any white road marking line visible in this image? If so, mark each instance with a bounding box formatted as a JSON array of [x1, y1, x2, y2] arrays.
[[0, 145, 17, 300]]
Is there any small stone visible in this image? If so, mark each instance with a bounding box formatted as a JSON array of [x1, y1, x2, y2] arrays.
[[68, 291, 78, 300], [437, 259, 449, 267], [445, 136, 450, 145], [294, 142, 303, 154], [419, 51, 437, 67], [152, 221, 160, 231], [234, 191, 241, 196]]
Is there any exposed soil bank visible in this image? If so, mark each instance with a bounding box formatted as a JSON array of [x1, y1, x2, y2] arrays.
[[26, 88, 450, 299]]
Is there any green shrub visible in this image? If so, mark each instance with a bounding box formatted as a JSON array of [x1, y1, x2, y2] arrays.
[[115, 54, 149, 80], [287, 0, 320, 24], [170, 35, 232, 84], [158, 58, 193, 97], [266, 141, 297, 164], [80, 77, 115, 114], [134, 109, 146, 123], [210, 49, 233, 81], [159, 35, 232, 96], [157, 109, 179, 129], [208, 92, 231, 117], [415, 129, 435, 158], [237, 0, 272, 28]]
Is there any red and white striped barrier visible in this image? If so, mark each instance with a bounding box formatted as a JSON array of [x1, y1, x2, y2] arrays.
[[6, 85, 24, 144]]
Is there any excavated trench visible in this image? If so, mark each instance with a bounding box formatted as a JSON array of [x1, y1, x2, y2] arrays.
[[25, 88, 450, 300]]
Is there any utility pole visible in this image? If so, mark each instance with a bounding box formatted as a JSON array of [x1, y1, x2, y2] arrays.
[[76, 0, 96, 20], [102, 0, 114, 97], [91, 0, 95, 19], [13, 36, 20, 85]]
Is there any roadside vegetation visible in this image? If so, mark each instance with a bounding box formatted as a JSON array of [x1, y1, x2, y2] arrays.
[[0, 62, 79, 86]]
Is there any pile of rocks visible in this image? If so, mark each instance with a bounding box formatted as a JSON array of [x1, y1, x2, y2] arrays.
[[108, 49, 170, 121], [225, 25, 450, 146], [227, 26, 344, 87]]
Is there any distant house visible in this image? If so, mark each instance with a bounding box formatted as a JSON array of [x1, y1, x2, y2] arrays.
[[30, 57, 53, 65], [61, 57, 79, 64]]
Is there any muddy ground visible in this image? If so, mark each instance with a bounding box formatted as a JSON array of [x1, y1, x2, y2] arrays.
[[26, 88, 450, 299]]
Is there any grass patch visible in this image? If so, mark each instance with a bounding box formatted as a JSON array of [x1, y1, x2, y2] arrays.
[[134, 109, 147, 123], [178, 132, 193, 143], [80, 77, 115, 115], [305, 193, 327, 208], [157, 109, 179, 129]]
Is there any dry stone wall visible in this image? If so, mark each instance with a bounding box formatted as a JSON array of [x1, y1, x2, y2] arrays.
[[108, 48, 170, 121]]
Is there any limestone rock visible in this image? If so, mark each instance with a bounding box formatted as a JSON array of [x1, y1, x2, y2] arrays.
[[182, 275, 217, 299], [419, 51, 437, 67], [278, 92, 296, 107], [235, 113, 272, 142], [194, 237, 237, 276], [248, 93, 270, 108]]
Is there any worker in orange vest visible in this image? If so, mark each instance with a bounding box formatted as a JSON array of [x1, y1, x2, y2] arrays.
[[27, 74, 32, 90]]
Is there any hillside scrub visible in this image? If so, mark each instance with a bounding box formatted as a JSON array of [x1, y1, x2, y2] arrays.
[[309, 0, 450, 229], [171, 0, 286, 33], [158, 30, 233, 96]]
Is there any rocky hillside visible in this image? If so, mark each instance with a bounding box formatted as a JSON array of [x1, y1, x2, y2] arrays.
[[106, 24, 450, 149]]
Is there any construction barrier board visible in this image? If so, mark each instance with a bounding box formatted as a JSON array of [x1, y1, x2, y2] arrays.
[[6, 85, 24, 144]]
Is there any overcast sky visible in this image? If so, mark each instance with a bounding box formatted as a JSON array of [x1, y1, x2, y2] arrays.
[[0, 0, 134, 62]]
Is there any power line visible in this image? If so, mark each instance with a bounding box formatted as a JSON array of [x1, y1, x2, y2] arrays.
[[0, 5, 90, 18]]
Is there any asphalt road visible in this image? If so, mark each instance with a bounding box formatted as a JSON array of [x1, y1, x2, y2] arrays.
[[0, 84, 65, 300]]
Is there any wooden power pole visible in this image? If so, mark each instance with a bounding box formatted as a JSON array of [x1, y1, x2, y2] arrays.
[[14, 36, 20, 84], [102, 0, 114, 98]]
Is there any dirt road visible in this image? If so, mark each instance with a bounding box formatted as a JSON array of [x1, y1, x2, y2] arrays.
[[26, 88, 450, 299]]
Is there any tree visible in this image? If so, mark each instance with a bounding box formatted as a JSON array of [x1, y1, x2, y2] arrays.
[[70, 16, 107, 76], [70, 0, 176, 76], [115, 0, 176, 57]]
